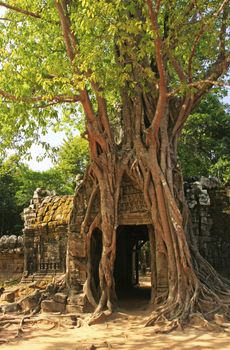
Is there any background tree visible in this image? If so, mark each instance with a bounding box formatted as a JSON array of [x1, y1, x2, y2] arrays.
[[0, 0, 229, 328], [179, 93, 230, 183], [0, 157, 22, 235], [55, 134, 89, 189], [14, 164, 74, 206], [0, 134, 88, 235], [0, 155, 76, 235]]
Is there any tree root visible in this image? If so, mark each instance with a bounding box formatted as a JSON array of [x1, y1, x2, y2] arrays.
[[88, 310, 113, 326], [0, 312, 59, 344], [154, 318, 181, 334], [145, 298, 230, 333], [0, 276, 73, 343]]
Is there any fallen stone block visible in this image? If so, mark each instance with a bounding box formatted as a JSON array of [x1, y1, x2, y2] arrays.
[[41, 299, 66, 313], [53, 292, 68, 304], [1, 291, 16, 303], [65, 304, 84, 314], [1, 302, 21, 313], [20, 290, 41, 311], [66, 303, 93, 314]]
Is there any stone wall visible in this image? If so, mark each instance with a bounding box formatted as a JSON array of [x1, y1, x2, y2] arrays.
[[68, 175, 230, 297], [185, 177, 230, 277], [0, 178, 229, 288], [23, 188, 73, 278], [0, 235, 24, 282]]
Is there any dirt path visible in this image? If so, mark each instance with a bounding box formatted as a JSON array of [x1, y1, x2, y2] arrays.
[[1, 279, 230, 350], [1, 309, 230, 350]]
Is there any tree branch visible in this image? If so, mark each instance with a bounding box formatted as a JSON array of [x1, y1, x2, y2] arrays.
[[169, 79, 229, 98], [0, 17, 15, 22], [172, 55, 230, 138], [0, 89, 81, 104], [0, 2, 41, 19], [54, 2, 96, 121], [55, 0, 113, 154], [218, 4, 228, 60], [167, 51, 186, 83], [193, 53, 230, 105], [90, 81, 113, 142], [187, 24, 205, 83], [146, 0, 167, 139], [187, 0, 229, 83], [172, 93, 194, 138], [171, 0, 229, 137], [55, 0, 76, 61]]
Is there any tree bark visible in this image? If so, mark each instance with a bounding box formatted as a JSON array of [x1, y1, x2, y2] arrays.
[[54, 0, 230, 327], [69, 92, 230, 328]]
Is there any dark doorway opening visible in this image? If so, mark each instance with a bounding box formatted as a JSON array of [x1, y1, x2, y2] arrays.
[[114, 225, 151, 308], [90, 228, 102, 301]]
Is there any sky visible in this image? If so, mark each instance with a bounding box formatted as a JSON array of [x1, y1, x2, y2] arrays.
[[25, 130, 67, 171], [0, 7, 5, 18]]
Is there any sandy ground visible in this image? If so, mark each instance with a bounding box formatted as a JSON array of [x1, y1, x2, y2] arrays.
[[1, 307, 230, 350], [1, 277, 230, 350]]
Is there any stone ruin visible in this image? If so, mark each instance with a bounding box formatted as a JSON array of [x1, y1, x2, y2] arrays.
[[22, 188, 73, 281], [185, 177, 230, 277], [0, 235, 24, 282], [0, 177, 229, 314], [68, 173, 153, 292], [66, 175, 230, 311]]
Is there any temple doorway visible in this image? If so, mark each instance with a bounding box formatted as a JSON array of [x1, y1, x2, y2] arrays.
[[90, 228, 102, 301], [114, 225, 151, 308]]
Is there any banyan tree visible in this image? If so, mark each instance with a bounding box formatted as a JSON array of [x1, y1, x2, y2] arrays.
[[0, 0, 229, 327]]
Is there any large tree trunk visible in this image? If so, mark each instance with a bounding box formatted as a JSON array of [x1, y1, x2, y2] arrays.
[[55, 0, 230, 328], [69, 92, 230, 328]]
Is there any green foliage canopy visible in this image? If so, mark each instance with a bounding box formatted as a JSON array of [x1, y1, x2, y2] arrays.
[[179, 94, 230, 183], [55, 134, 89, 188], [0, 0, 229, 155], [0, 156, 22, 235]]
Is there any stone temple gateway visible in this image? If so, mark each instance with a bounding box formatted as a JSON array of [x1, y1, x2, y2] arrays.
[[68, 174, 153, 286], [66, 173, 172, 309], [18, 177, 230, 313]]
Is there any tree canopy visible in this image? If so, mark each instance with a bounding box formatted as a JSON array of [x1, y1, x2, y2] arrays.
[[55, 134, 89, 186], [0, 0, 229, 154], [179, 93, 230, 183], [0, 156, 22, 235]]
